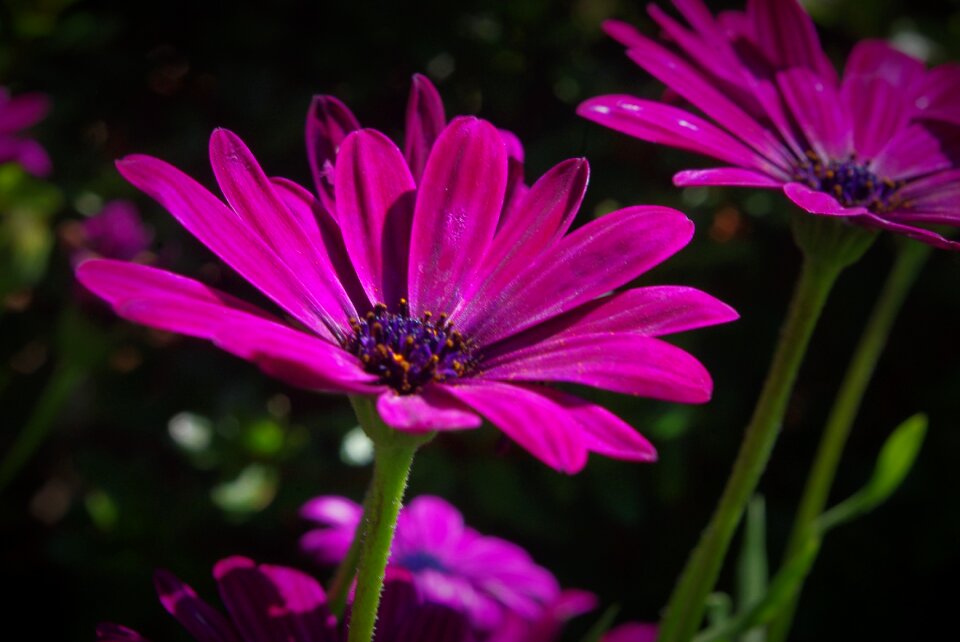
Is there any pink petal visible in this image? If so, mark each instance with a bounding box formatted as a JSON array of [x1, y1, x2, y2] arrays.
[[0, 92, 50, 133], [898, 169, 960, 212], [77, 259, 377, 393], [213, 557, 311, 642], [647, 3, 744, 87], [154, 569, 240, 642], [485, 286, 738, 360], [914, 63, 960, 125], [482, 333, 713, 404], [115, 154, 340, 338], [335, 129, 417, 307], [300, 527, 357, 565], [841, 74, 910, 159], [776, 68, 853, 160], [467, 158, 589, 308], [870, 124, 953, 181], [209, 129, 358, 324], [7, 137, 51, 176], [533, 387, 657, 462], [844, 39, 925, 92], [578, 96, 775, 173], [271, 177, 370, 311], [300, 495, 363, 526], [673, 167, 782, 187], [96, 624, 150, 642], [396, 496, 465, 554], [462, 205, 694, 346], [856, 212, 960, 250], [376, 387, 482, 432], [782, 182, 868, 216], [257, 564, 336, 642], [747, 0, 837, 84], [443, 381, 588, 473], [623, 38, 792, 171], [404, 74, 447, 182], [306, 94, 361, 214], [408, 117, 508, 316]]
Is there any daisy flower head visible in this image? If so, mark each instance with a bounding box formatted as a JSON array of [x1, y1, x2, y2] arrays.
[[579, 0, 960, 249]]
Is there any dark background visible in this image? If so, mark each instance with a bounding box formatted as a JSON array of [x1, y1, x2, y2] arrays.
[[1, 0, 958, 640]]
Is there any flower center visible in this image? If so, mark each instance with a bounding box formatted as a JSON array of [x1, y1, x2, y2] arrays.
[[345, 300, 476, 394], [793, 152, 904, 212], [397, 550, 448, 573]]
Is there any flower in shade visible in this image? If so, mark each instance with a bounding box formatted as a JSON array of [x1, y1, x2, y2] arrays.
[[63, 200, 152, 265], [578, 0, 960, 250], [77, 114, 736, 473], [0, 87, 51, 176], [96, 556, 473, 642], [301, 495, 584, 632]]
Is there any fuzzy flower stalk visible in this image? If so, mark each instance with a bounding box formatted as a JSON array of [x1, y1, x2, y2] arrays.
[[578, 1, 960, 640], [77, 76, 735, 641]]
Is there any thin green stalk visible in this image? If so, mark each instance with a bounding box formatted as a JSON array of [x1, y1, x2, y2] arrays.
[[0, 361, 84, 492], [347, 396, 431, 642], [657, 216, 874, 642], [768, 240, 930, 642]]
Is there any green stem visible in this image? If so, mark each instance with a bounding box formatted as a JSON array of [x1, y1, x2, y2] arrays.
[[767, 240, 930, 642], [0, 361, 84, 492], [658, 216, 873, 642], [346, 396, 431, 642]]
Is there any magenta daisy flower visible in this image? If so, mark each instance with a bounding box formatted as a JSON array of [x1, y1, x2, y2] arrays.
[[578, 0, 960, 250], [0, 86, 51, 176], [77, 114, 735, 473], [96, 557, 473, 642], [301, 495, 577, 631]]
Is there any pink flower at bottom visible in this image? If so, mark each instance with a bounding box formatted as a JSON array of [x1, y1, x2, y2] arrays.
[[579, 0, 960, 250]]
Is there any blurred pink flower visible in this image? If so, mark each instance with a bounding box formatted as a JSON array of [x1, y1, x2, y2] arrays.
[[65, 200, 152, 265], [0, 87, 51, 176], [579, 0, 960, 249]]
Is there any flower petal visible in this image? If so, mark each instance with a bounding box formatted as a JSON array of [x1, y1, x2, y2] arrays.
[[869, 124, 953, 181], [578, 96, 775, 173], [623, 33, 793, 172], [0, 92, 50, 133], [376, 387, 482, 432], [747, 0, 836, 84], [306, 94, 361, 214], [914, 63, 960, 125], [408, 117, 508, 316], [782, 182, 868, 216], [856, 212, 960, 250], [210, 129, 358, 324], [396, 496, 466, 555], [776, 68, 852, 160], [115, 154, 340, 338], [335, 129, 417, 307], [482, 333, 713, 404], [898, 169, 960, 213], [443, 381, 589, 473], [96, 624, 151, 642], [154, 569, 241, 642], [467, 158, 589, 309], [257, 564, 337, 642], [533, 387, 657, 462], [404, 74, 447, 182], [841, 74, 910, 159], [76, 260, 377, 393], [300, 495, 363, 527], [674, 167, 783, 187], [463, 205, 694, 346], [844, 39, 925, 92]]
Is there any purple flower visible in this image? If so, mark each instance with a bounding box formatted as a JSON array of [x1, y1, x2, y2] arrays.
[[65, 200, 152, 265], [302, 495, 577, 632], [96, 556, 474, 642], [578, 0, 960, 250], [76, 111, 736, 473], [0, 87, 51, 176]]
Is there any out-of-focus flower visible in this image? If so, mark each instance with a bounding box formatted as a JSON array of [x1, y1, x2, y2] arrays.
[[62, 200, 152, 265], [579, 0, 960, 250], [302, 495, 575, 632], [0, 87, 51, 176], [485, 589, 597, 642], [77, 115, 736, 473], [96, 556, 473, 642], [602, 622, 659, 642]]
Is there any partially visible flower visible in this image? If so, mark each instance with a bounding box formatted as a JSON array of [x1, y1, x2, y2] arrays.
[[579, 0, 960, 249], [302, 495, 569, 632], [77, 116, 737, 473], [63, 200, 152, 265], [486, 589, 597, 642], [602, 622, 659, 642], [0, 87, 51, 176], [96, 556, 473, 642]]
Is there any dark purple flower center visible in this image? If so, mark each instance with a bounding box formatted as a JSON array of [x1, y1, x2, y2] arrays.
[[397, 550, 448, 573], [793, 152, 904, 212], [345, 300, 476, 394]]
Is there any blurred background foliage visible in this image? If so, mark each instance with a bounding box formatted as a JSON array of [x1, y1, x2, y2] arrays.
[[1, 0, 958, 640]]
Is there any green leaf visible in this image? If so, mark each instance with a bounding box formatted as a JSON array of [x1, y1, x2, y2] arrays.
[[579, 604, 620, 642], [736, 496, 768, 642]]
